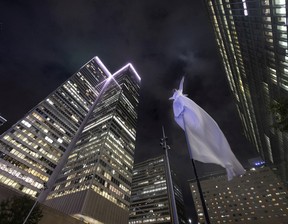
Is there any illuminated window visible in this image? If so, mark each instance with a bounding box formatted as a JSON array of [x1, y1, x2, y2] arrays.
[[242, 0, 248, 16]]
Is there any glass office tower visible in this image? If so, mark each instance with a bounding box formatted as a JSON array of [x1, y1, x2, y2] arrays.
[[0, 56, 141, 224], [129, 155, 187, 224], [204, 0, 288, 184]]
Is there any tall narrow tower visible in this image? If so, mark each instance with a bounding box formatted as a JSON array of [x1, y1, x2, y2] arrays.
[[204, 0, 288, 184], [0, 57, 141, 223]]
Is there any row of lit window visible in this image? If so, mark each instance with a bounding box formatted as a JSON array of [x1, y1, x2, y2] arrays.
[[93, 166, 130, 202], [91, 184, 128, 210], [2, 138, 52, 175], [24, 115, 69, 156], [30, 113, 67, 143], [45, 94, 84, 128], [0, 164, 43, 190], [129, 216, 170, 224], [106, 133, 133, 166]]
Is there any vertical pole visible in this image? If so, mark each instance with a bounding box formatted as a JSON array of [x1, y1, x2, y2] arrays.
[[190, 159, 210, 224], [23, 183, 47, 224], [161, 126, 179, 224], [182, 114, 211, 224], [23, 199, 38, 224]]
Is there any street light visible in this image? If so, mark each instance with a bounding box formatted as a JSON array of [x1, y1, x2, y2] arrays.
[[160, 126, 179, 224]]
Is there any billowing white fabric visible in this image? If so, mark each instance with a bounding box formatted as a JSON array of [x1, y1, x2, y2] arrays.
[[171, 79, 245, 180]]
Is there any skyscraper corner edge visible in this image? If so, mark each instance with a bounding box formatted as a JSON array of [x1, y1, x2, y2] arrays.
[[112, 63, 141, 82]]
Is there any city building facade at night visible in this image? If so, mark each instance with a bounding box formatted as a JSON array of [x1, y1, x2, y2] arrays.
[[189, 166, 288, 224], [0, 56, 141, 224], [204, 0, 288, 184], [129, 155, 187, 224]]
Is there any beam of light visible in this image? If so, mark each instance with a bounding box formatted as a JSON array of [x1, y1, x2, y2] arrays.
[[112, 63, 141, 81], [109, 62, 141, 90], [94, 56, 112, 77], [94, 56, 121, 89], [127, 63, 141, 81], [112, 63, 130, 77], [0, 116, 7, 122], [93, 57, 141, 90]]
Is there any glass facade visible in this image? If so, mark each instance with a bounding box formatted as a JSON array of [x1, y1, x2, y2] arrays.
[[48, 63, 140, 208], [129, 155, 187, 224], [190, 167, 288, 223], [0, 57, 141, 223], [204, 0, 288, 184]]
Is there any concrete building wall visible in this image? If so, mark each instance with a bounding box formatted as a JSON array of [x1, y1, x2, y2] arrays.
[[46, 189, 129, 224], [39, 205, 85, 224], [0, 183, 84, 224]]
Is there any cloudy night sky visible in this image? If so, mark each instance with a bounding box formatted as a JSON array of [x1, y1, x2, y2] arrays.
[[0, 0, 259, 219]]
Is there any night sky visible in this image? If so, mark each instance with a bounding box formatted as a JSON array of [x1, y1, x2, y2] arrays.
[[0, 0, 258, 220]]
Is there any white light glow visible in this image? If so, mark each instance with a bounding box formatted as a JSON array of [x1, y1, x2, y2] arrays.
[[93, 56, 122, 89], [113, 116, 135, 140], [128, 63, 141, 81], [46, 98, 54, 105], [45, 136, 53, 144], [0, 163, 42, 189], [83, 115, 112, 132], [57, 138, 63, 143], [242, 0, 248, 16], [0, 116, 7, 122], [113, 64, 129, 77], [21, 120, 31, 128], [71, 115, 79, 122], [112, 63, 141, 81], [94, 56, 112, 77], [92, 57, 141, 90]]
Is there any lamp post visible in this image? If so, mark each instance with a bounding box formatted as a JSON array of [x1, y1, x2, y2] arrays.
[[182, 115, 211, 224], [23, 182, 47, 224], [160, 126, 179, 224]]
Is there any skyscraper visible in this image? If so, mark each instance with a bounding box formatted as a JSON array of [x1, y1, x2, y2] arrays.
[[129, 155, 187, 224], [189, 166, 288, 224], [204, 0, 288, 184], [0, 56, 141, 224]]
